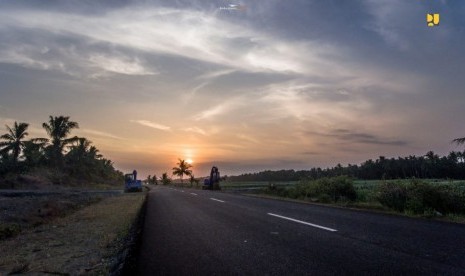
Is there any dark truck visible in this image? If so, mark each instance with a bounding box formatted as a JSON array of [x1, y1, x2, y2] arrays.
[[202, 166, 221, 190], [124, 170, 143, 192]]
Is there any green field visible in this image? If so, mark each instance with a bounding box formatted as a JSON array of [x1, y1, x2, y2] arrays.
[[221, 181, 298, 189], [223, 178, 465, 222], [223, 179, 465, 190]]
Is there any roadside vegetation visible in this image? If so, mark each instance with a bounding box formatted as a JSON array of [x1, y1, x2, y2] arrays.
[[0, 115, 123, 189], [259, 176, 465, 221]]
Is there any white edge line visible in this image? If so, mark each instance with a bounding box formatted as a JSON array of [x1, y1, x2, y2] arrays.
[[190, 193, 198, 196], [267, 213, 337, 232], [210, 198, 225, 203]]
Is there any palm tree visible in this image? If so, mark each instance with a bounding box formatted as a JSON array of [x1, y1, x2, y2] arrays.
[[172, 159, 192, 184], [161, 172, 171, 185], [67, 138, 102, 161], [42, 115, 79, 166], [23, 138, 48, 166], [67, 138, 91, 162], [0, 122, 29, 161]]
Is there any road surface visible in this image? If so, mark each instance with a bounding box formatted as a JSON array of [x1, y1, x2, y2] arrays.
[[136, 186, 465, 275]]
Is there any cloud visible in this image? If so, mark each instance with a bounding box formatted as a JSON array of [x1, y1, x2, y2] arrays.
[[197, 69, 236, 80], [0, 6, 345, 78], [183, 127, 207, 135], [88, 54, 157, 77], [0, 30, 158, 78], [307, 129, 409, 146], [362, 0, 420, 51], [130, 120, 171, 131], [236, 134, 259, 144], [78, 129, 123, 140], [193, 97, 245, 120]]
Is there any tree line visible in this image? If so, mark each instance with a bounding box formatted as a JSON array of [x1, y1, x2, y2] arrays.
[[228, 150, 465, 181], [146, 159, 199, 186], [0, 115, 123, 186]]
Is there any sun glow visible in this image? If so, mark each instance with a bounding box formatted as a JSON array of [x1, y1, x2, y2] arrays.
[[186, 159, 193, 164]]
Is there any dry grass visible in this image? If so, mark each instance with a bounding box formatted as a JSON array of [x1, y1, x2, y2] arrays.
[[0, 193, 146, 275], [0, 193, 104, 240]]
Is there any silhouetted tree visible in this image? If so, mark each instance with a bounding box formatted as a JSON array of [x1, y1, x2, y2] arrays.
[[172, 159, 192, 184], [0, 122, 29, 161], [161, 172, 171, 185], [42, 115, 79, 167], [23, 138, 47, 167]]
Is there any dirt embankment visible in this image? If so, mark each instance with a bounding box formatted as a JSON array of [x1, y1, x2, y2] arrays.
[[0, 190, 146, 274]]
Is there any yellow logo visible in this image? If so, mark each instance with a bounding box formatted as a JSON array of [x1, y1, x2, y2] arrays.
[[427, 13, 439, 27]]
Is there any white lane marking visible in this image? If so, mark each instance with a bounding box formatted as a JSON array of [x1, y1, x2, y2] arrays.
[[267, 213, 337, 232], [210, 198, 225, 203], [190, 193, 198, 196], [181, 190, 185, 192]]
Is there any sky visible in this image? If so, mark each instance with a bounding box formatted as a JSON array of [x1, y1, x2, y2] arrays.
[[0, 0, 464, 178]]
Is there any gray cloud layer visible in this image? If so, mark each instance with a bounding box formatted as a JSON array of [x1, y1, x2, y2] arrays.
[[0, 0, 464, 176]]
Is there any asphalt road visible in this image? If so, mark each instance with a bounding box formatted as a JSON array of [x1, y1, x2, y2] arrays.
[[136, 186, 465, 275]]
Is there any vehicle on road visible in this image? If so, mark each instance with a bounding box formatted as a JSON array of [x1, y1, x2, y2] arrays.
[[202, 166, 221, 190], [125, 170, 143, 192]]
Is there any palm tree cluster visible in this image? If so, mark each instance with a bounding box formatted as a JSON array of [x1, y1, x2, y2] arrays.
[[146, 174, 158, 185], [0, 115, 123, 185]]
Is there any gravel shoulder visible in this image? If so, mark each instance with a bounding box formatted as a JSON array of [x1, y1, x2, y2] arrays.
[[0, 191, 146, 274]]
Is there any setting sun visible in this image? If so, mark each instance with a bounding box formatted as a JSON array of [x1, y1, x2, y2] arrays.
[[186, 159, 193, 164]]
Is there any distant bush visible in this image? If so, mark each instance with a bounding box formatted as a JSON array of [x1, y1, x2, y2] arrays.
[[377, 179, 465, 215], [377, 181, 407, 212], [287, 176, 357, 202]]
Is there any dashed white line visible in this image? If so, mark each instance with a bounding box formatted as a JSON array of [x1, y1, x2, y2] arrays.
[[267, 213, 337, 232], [210, 198, 225, 203], [190, 193, 198, 196]]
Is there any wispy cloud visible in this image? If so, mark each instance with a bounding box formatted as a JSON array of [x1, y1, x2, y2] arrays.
[[362, 0, 417, 51], [183, 127, 207, 135], [0, 7, 342, 77], [0, 35, 157, 78], [236, 134, 259, 144], [130, 120, 171, 131], [193, 98, 244, 120], [78, 129, 123, 140], [197, 69, 236, 80], [88, 54, 157, 77], [306, 129, 409, 147]]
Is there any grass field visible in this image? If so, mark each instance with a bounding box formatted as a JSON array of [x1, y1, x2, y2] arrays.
[[221, 181, 297, 190], [226, 178, 465, 223], [222, 179, 465, 190]]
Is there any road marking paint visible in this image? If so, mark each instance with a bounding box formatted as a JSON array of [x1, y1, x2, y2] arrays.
[[190, 193, 198, 196], [181, 190, 185, 192], [267, 213, 337, 232], [210, 198, 225, 203]]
